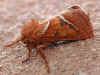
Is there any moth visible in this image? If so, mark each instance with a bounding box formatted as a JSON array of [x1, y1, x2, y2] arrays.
[[5, 5, 94, 73]]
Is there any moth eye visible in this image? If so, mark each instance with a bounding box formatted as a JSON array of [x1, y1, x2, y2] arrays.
[[23, 41, 27, 44], [24, 40, 29, 44]]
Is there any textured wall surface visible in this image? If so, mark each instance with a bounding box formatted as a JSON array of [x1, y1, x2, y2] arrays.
[[0, 0, 99, 75]]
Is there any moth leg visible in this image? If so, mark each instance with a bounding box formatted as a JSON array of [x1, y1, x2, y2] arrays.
[[22, 46, 32, 63], [36, 45, 50, 73]]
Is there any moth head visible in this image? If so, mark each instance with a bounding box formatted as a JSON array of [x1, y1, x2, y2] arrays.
[[4, 18, 39, 47]]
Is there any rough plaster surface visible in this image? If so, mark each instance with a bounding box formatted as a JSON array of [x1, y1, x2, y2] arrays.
[[0, 0, 100, 75]]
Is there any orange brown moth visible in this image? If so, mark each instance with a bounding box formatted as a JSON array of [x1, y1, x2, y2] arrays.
[[4, 5, 94, 73]]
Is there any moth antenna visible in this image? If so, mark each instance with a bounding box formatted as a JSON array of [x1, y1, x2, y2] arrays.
[[4, 37, 22, 47], [7, 23, 23, 33]]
